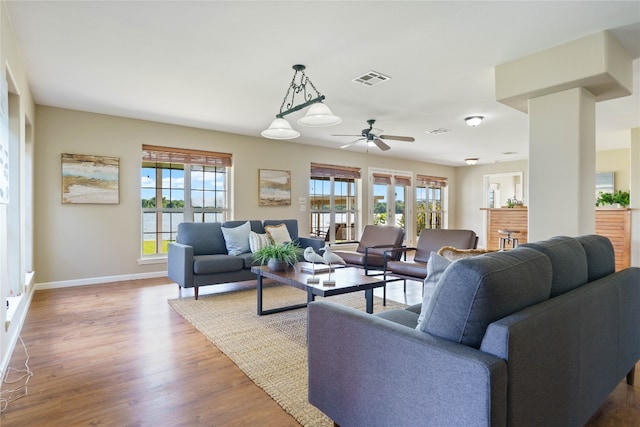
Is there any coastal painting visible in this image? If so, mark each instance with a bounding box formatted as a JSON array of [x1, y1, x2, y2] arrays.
[[259, 169, 291, 206], [62, 153, 119, 204]]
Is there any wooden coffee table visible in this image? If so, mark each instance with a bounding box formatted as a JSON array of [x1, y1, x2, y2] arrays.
[[251, 263, 387, 315]]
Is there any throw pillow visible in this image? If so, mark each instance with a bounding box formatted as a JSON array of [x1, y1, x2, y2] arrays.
[[264, 223, 292, 246], [249, 231, 272, 253], [437, 246, 495, 262], [221, 221, 251, 256], [416, 252, 451, 326]]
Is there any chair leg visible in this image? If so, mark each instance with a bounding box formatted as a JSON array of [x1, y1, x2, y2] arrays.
[[627, 366, 635, 385], [383, 284, 386, 306], [194, 286, 199, 300]]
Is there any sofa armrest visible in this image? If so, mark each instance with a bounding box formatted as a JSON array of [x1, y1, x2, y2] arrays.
[[308, 301, 507, 427], [297, 236, 325, 252], [167, 242, 194, 288]]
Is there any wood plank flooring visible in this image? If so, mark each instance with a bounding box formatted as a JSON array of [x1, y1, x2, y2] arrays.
[[1, 277, 639, 426]]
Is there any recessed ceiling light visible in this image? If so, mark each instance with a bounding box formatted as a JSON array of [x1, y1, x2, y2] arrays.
[[502, 151, 517, 155], [464, 158, 479, 165], [465, 116, 484, 126]]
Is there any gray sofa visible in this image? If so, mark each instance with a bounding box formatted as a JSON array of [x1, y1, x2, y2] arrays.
[[168, 219, 323, 299], [308, 235, 640, 426]]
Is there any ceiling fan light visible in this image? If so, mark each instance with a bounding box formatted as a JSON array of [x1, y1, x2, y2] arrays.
[[297, 102, 342, 127], [465, 116, 484, 127], [465, 158, 479, 165], [261, 118, 300, 140]]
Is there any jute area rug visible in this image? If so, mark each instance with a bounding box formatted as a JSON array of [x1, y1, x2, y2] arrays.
[[168, 284, 407, 426]]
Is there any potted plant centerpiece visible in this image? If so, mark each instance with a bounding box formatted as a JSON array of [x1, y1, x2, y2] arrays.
[[596, 190, 630, 208], [253, 242, 299, 271]]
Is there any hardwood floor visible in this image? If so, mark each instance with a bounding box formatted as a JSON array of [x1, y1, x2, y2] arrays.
[[1, 278, 639, 426]]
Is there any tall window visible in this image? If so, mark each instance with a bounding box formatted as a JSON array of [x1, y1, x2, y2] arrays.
[[415, 174, 446, 234], [371, 171, 411, 236], [309, 163, 360, 242], [141, 145, 231, 256]]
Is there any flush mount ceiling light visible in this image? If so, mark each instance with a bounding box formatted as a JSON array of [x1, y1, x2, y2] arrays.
[[464, 116, 484, 127], [465, 158, 479, 165], [261, 64, 341, 140]]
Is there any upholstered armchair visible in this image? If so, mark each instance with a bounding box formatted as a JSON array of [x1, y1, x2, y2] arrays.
[[331, 225, 405, 275], [384, 228, 478, 285]]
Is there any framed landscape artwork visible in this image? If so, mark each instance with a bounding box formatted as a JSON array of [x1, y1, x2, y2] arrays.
[[259, 169, 291, 206], [61, 153, 120, 204]]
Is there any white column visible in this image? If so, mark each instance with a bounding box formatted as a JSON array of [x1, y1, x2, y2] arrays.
[[528, 88, 596, 240], [495, 31, 633, 242]]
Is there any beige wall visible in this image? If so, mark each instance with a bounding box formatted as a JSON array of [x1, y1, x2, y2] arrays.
[[455, 149, 631, 248], [34, 106, 455, 285], [35, 105, 632, 283], [454, 160, 529, 248], [596, 147, 630, 191]]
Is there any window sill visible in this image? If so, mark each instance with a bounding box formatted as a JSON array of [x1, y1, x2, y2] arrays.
[[138, 256, 167, 265]]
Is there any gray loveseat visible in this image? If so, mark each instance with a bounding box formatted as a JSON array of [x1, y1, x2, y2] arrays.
[[168, 219, 323, 299], [308, 235, 640, 426]]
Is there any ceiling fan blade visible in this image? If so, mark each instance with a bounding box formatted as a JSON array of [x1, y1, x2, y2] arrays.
[[341, 138, 364, 149], [379, 134, 415, 142], [373, 138, 391, 151], [331, 134, 363, 137]]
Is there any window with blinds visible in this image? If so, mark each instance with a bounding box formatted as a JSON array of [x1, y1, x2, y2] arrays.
[[141, 145, 232, 256], [309, 163, 361, 242], [416, 174, 446, 232]]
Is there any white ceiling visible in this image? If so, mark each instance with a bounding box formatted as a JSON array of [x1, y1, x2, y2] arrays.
[[5, 1, 640, 166]]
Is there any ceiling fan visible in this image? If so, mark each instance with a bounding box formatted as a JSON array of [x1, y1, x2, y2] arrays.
[[332, 119, 415, 151]]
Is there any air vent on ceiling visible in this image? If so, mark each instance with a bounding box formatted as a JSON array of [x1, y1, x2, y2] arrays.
[[352, 71, 391, 86], [426, 128, 451, 135]]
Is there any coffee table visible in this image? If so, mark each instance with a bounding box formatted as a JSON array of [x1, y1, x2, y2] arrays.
[[251, 262, 387, 316]]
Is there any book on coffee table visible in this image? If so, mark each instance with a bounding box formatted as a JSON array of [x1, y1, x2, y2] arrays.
[[299, 262, 344, 274]]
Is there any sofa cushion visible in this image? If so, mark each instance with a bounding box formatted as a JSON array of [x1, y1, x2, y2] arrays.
[[249, 231, 272, 253], [417, 247, 553, 348], [520, 236, 588, 297], [177, 222, 227, 256], [221, 220, 251, 255], [265, 223, 293, 245], [193, 254, 245, 274], [574, 234, 615, 282], [416, 252, 451, 325]]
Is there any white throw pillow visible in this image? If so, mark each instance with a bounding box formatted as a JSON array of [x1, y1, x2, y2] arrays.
[[416, 252, 452, 328], [264, 223, 293, 246], [249, 231, 272, 253], [221, 221, 251, 256]]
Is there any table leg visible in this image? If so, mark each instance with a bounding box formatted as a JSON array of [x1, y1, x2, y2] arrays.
[[365, 288, 374, 314], [307, 288, 316, 304], [257, 273, 264, 315], [256, 274, 309, 316]]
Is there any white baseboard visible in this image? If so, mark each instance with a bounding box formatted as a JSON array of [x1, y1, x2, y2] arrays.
[[35, 270, 168, 290]]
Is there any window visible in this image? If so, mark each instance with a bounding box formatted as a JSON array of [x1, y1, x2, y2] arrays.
[[416, 174, 446, 234], [141, 145, 231, 256], [309, 163, 360, 242]]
